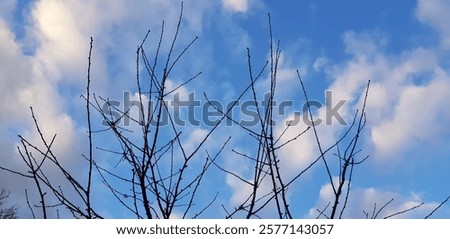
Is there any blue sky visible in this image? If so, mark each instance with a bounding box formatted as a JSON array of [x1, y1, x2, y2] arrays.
[[1, 0, 450, 218]]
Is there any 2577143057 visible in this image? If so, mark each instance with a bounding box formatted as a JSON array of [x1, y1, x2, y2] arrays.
[[258, 224, 334, 235]]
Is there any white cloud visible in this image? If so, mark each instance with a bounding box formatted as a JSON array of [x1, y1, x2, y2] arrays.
[[0, 17, 77, 152], [416, 0, 450, 49], [222, 0, 249, 13], [327, 30, 450, 161], [0, 21, 31, 121], [0, 14, 86, 218], [23, 0, 220, 95], [372, 72, 450, 157], [29, 0, 88, 82]]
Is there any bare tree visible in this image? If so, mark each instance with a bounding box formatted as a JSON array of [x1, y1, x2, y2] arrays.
[[0, 3, 448, 219]]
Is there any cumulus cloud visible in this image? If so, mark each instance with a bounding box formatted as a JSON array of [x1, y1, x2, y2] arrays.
[[30, 0, 87, 80], [372, 72, 450, 156], [0, 13, 85, 218], [326, 30, 450, 161], [0, 20, 32, 121], [0, 16, 79, 162], [21, 0, 221, 95], [416, 0, 450, 49]]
